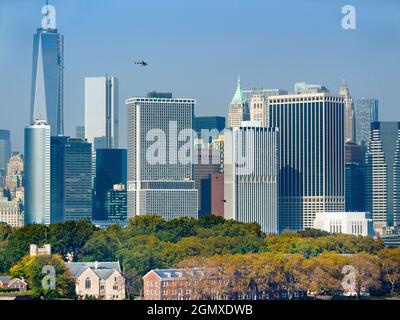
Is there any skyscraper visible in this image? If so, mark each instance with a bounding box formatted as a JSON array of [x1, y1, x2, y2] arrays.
[[365, 122, 400, 233], [269, 91, 345, 231], [104, 183, 127, 222], [224, 125, 279, 234], [0, 130, 11, 179], [227, 78, 249, 128], [126, 93, 198, 220], [94, 149, 127, 221], [85, 76, 119, 150], [50, 136, 92, 223], [294, 82, 329, 94], [355, 98, 379, 147], [339, 82, 355, 143], [243, 89, 288, 127], [5, 152, 24, 201], [345, 142, 364, 212], [193, 116, 225, 143], [30, 4, 64, 136], [76, 125, 85, 140], [24, 120, 50, 225]]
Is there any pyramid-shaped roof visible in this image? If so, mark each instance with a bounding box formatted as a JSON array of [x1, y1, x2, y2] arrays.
[[230, 77, 246, 105]]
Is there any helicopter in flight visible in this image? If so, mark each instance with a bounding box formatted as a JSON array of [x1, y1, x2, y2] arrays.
[[134, 60, 148, 66]]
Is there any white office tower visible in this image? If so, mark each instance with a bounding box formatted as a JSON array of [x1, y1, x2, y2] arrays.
[[126, 93, 198, 220], [224, 125, 279, 234], [269, 92, 345, 231], [24, 120, 51, 225], [85, 76, 119, 150]]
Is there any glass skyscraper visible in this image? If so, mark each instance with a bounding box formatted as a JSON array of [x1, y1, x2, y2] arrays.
[[50, 136, 92, 223], [269, 92, 345, 231], [0, 130, 11, 179], [355, 98, 379, 147], [365, 122, 400, 233], [85, 76, 119, 150], [24, 120, 50, 225], [30, 7, 64, 136], [94, 149, 127, 221]]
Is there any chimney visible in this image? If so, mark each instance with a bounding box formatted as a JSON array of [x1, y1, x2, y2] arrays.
[[95, 261, 98, 269]]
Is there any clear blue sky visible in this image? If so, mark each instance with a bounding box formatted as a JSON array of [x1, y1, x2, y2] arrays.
[[1, 0, 399, 152]]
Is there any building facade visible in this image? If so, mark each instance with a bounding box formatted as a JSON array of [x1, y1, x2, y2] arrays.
[[5, 152, 24, 201], [0, 130, 11, 180], [104, 184, 127, 222], [193, 116, 225, 144], [85, 76, 119, 150], [24, 120, 50, 225], [345, 142, 364, 212], [224, 126, 279, 234], [143, 268, 226, 300], [30, 5, 64, 136], [339, 82, 355, 143], [243, 88, 288, 127], [313, 212, 373, 237], [268, 92, 345, 231], [67, 261, 125, 300], [0, 196, 23, 228], [126, 94, 198, 220], [365, 122, 400, 232], [227, 78, 249, 128], [355, 98, 379, 147], [51, 136, 92, 223]]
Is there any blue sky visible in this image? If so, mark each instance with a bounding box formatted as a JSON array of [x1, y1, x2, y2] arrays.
[[1, 0, 399, 151]]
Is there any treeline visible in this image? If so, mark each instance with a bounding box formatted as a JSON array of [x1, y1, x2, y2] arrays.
[[0, 215, 398, 298], [179, 250, 400, 299]]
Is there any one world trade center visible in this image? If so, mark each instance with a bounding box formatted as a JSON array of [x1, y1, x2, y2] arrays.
[[30, 3, 64, 136]]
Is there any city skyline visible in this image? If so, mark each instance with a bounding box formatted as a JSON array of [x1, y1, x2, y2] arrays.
[[1, 0, 399, 152]]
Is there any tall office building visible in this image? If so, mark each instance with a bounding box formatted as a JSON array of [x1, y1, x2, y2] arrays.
[[24, 120, 50, 225], [126, 93, 198, 220], [94, 149, 127, 220], [227, 78, 249, 128], [0, 130, 11, 180], [355, 98, 379, 147], [194, 147, 221, 216], [104, 183, 127, 222], [294, 82, 329, 94], [51, 136, 92, 223], [243, 89, 288, 127], [224, 125, 279, 234], [75, 125, 85, 140], [339, 82, 355, 143], [269, 92, 345, 231], [85, 76, 119, 150], [193, 116, 225, 143], [30, 5, 64, 136], [345, 142, 364, 212], [365, 122, 400, 232], [5, 152, 24, 201]]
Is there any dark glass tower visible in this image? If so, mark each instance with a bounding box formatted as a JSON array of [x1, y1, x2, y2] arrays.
[[30, 6, 64, 135], [51, 137, 92, 223], [0, 130, 11, 178], [94, 149, 127, 220]]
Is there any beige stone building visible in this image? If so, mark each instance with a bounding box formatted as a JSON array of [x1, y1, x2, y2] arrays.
[[227, 78, 249, 128], [0, 196, 23, 227], [67, 261, 125, 300]]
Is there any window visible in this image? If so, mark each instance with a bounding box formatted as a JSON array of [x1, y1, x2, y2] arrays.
[[85, 278, 92, 289]]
